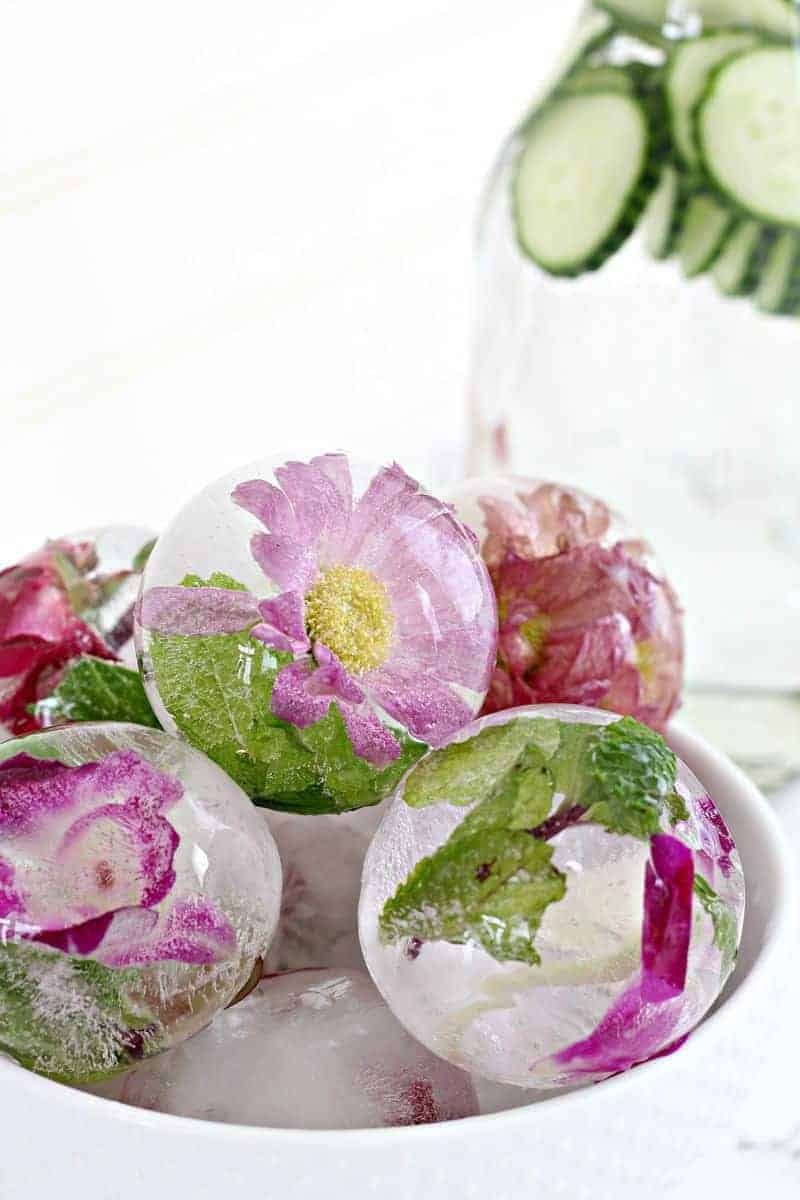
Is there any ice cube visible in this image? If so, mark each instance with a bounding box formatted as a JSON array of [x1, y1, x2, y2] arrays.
[[0, 723, 281, 1083], [91, 966, 479, 1129], [359, 705, 745, 1088]]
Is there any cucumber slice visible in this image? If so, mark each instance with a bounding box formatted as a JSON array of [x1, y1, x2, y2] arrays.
[[677, 192, 735, 275], [665, 32, 757, 168], [513, 90, 655, 276], [560, 65, 637, 97], [755, 230, 800, 314], [599, 0, 799, 39], [641, 163, 684, 258], [711, 219, 772, 295], [697, 46, 800, 229]]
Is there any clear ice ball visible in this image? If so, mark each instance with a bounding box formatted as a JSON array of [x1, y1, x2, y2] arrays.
[[91, 966, 479, 1129], [359, 704, 744, 1088], [0, 723, 281, 1083]]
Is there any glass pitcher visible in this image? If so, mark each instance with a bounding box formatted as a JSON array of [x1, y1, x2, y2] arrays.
[[469, 0, 800, 788]]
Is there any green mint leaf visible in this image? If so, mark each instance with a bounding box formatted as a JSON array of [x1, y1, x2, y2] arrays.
[[546, 721, 601, 802], [149, 573, 425, 813], [693, 875, 738, 975], [380, 828, 565, 966], [666, 790, 690, 825], [0, 942, 161, 1083], [403, 716, 559, 809], [585, 716, 678, 840], [32, 657, 160, 729], [132, 537, 157, 573]]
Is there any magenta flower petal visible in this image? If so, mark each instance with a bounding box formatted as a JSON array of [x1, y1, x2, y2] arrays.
[[271, 660, 332, 729], [33, 906, 159, 960], [642, 834, 694, 1002], [0, 750, 183, 932], [367, 665, 473, 747], [232, 479, 298, 537], [138, 586, 259, 636], [108, 896, 237, 967], [480, 483, 611, 569], [251, 592, 310, 656], [307, 643, 365, 704], [250, 533, 319, 594], [339, 705, 401, 768], [536, 833, 695, 1080], [274, 454, 353, 552]]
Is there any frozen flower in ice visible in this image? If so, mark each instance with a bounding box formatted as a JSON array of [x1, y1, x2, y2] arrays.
[[0, 750, 235, 967], [0, 541, 115, 736], [139, 454, 497, 768], [447, 478, 683, 732], [0, 530, 155, 737]]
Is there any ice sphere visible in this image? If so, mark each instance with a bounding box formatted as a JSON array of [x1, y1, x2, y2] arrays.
[[359, 705, 745, 1088], [0, 526, 155, 739], [265, 805, 383, 971], [445, 476, 683, 731], [0, 723, 281, 1083], [135, 452, 496, 813], [90, 966, 479, 1128]]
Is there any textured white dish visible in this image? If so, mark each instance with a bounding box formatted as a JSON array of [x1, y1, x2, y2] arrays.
[[0, 724, 794, 1200]]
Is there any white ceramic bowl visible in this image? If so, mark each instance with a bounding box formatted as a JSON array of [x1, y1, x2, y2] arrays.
[[0, 724, 795, 1200]]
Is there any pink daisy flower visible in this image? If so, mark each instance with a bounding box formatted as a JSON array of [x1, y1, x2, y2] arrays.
[[139, 454, 497, 767], [447, 478, 684, 732]]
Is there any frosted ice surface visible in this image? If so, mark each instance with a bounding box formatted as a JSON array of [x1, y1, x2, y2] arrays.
[[0, 723, 281, 1082], [92, 966, 479, 1129]]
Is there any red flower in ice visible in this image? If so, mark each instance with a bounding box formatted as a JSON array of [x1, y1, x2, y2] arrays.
[[0, 541, 116, 737], [466, 482, 683, 731]]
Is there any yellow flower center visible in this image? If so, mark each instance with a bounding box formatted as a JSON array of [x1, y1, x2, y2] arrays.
[[305, 564, 394, 674], [520, 615, 550, 667]]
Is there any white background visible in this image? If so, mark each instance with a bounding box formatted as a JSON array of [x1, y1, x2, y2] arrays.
[[0, 3, 798, 1195]]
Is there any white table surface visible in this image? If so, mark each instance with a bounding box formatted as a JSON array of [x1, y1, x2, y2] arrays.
[[1, 3, 798, 1195]]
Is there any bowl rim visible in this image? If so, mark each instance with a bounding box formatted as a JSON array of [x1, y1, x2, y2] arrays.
[[2, 719, 796, 1145]]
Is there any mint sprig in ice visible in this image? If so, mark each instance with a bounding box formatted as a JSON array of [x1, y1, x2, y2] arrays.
[[360, 706, 744, 1088]]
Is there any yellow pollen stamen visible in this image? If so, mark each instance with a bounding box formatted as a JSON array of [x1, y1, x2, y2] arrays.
[[305, 564, 394, 674]]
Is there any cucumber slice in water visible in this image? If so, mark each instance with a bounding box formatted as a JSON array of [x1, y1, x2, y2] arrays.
[[666, 32, 757, 168], [513, 91, 655, 276], [641, 163, 684, 258], [755, 230, 800, 314], [677, 192, 735, 275], [697, 47, 800, 229], [560, 65, 637, 97], [711, 219, 772, 295], [599, 0, 799, 39]]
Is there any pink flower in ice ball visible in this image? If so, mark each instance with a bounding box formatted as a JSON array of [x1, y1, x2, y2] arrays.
[[447, 478, 684, 731], [0, 750, 235, 968], [139, 454, 497, 766]]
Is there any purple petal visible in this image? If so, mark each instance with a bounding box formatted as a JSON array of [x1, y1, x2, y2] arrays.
[[250, 591, 310, 656], [544, 975, 684, 1081], [535, 833, 695, 1081], [274, 454, 353, 551], [0, 856, 22, 920], [366, 665, 473, 746], [137, 586, 259, 636], [0, 750, 183, 930], [250, 533, 318, 594], [231, 479, 297, 537], [695, 794, 735, 877], [307, 643, 365, 704], [33, 906, 159, 960], [270, 660, 332, 729], [109, 896, 237, 967], [340, 705, 401, 768], [642, 834, 694, 1002]]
